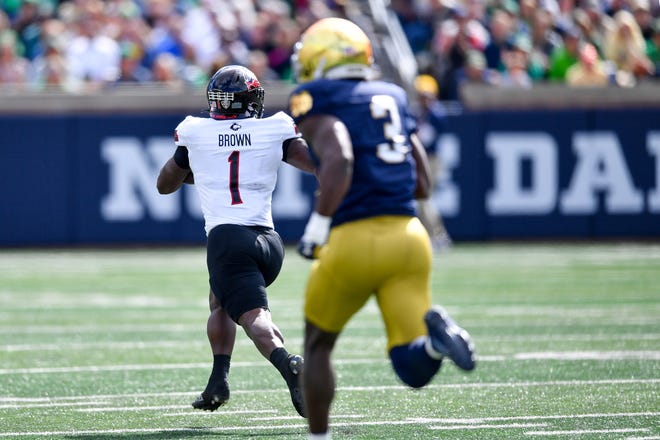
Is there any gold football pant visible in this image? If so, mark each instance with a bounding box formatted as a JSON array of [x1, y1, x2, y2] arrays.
[[304, 215, 432, 350]]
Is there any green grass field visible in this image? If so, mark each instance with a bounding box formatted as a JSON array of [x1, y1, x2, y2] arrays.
[[1, 243, 658, 439]]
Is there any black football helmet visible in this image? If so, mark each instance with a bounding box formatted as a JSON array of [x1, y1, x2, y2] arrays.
[[207, 65, 265, 119]]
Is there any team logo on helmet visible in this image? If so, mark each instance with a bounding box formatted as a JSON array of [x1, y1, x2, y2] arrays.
[[246, 78, 261, 91]]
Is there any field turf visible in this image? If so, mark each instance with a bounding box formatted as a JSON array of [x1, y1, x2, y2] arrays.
[[1, 243, 658, 439]]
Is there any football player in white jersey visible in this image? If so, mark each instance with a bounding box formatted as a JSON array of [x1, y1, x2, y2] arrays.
[[157, 65, 315, 418]]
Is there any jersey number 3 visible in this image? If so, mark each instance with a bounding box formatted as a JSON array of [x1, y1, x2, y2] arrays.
[[228, 150, 243, 205], [370, 95, 409, 164]]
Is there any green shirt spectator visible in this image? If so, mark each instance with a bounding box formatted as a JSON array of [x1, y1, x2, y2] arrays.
[[547, 26, 582, 82]]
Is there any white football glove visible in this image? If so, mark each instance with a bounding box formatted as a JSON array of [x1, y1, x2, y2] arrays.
[[298, 211, 331, 259]]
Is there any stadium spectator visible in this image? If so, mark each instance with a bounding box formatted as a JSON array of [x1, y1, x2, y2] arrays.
[[0, 28, 29, 85], [435, 7, 490, 100], [603, 0, 627, 17], [10, 0, 48, 61], [112, 7, 153, 84], [265, 17, 300, 80], [179, 0, 226, 72], [580, 0, 614, 54], [547, 25, 582, 82], [289, 17, 475, 439], [253, 2, 300, 81], [430, 17, 461, 99], [65, 7, 121, 89], [483, 8, 516, 71], [142, 0, 193, 70], [498, 33, 534, 88], [517, 0, 538, 36], [245, 48, 280, 82], [646, 18, 660, 77], [566, 41, 612, 86], [457, 47, 498, 89], [604, 9, 655, 84], [150, 51, 186, 89], [573, 7, 601, 54], [390, 0, 435, 55], [117, 41, 152, 83], [529, 8, 563, 80], [156, 64, 315, 418], [28, 29, 71, 90], [630, 0, 654, 40]]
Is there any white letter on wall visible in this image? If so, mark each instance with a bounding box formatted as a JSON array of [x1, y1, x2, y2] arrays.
[[486, 132, 557, 215], [561, 132, 643, 214], [101, 137, 177, 221]]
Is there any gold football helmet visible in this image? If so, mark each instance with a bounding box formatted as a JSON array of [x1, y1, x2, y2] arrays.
[[292, 17, 374, 83]]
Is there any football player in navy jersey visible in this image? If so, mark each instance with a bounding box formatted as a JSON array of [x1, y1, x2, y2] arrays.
[[157, 65, 315, 418], [288, 18, 476, 439]]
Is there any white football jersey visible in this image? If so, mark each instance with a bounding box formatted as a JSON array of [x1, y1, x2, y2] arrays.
[[175, 111, 301, 235]]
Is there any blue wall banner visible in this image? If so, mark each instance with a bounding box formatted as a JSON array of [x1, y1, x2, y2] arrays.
[[1, 108, 658, 246]]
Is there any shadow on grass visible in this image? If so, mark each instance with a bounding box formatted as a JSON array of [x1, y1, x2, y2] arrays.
[[65, 427, 303, 439]]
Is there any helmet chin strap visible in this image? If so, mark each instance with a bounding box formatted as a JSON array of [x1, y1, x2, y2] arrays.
[[210, 112, 240, 120]]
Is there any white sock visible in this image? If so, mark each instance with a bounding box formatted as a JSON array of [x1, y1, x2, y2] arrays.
[[309, 432, 331, 440], [425, 337, 444, 360]]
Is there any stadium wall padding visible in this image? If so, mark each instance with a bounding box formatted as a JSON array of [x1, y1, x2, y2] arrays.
[[1, 108, 658, 246]]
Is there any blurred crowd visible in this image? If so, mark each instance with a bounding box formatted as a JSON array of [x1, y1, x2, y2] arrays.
[[1, 0, 659, 98], [0, 0, 348, 92], [393, 0, 660, 99]]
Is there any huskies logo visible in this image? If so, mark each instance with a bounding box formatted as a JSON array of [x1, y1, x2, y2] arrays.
[[246, 78, 261, 91]]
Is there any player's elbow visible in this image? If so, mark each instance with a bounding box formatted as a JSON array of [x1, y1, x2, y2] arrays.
[[156, 176, 177, 194]]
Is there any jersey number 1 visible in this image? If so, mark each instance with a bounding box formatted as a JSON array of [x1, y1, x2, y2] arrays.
[[228, 150, 243, 205]]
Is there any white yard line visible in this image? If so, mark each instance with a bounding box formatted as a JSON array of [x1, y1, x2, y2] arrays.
[[2, 350, 660, 375], [3, 333, 660, 352], [1, 384, 658, 408], [430, 423, 549, 430], [526, 428, 651, 436]]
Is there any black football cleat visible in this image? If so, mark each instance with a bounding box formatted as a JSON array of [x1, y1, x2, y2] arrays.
[[425, 306, 476, 371], [192, 379, 230, 411], [285, 354, 306, 418]]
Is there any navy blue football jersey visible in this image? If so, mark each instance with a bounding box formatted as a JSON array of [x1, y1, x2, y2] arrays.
[[289, 79, 418, 227]]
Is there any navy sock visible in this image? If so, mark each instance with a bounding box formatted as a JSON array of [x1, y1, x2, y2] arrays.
[[389, 337, 442, 388]]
